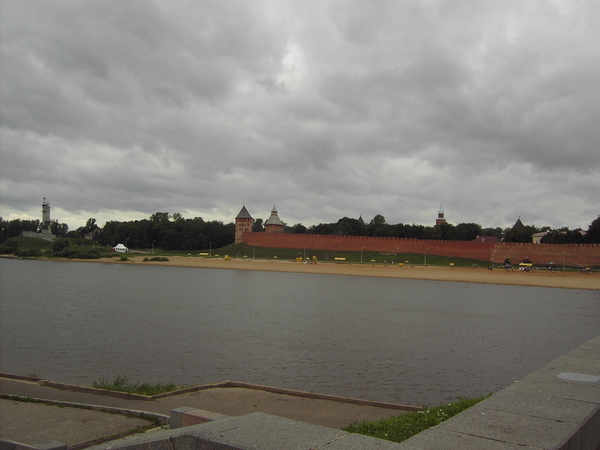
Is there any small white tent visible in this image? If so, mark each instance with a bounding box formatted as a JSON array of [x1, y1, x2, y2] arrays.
[[112, 243, 128, 253]]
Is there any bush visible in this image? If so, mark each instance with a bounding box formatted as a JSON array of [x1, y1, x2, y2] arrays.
[[149, 257, 169, 261], [52, 239, 71, 253], [55, 248, 101, 259], [0, 245, 14, 254], [4, 238, 19, 251], [13, 249, 42, 257], [78, 249, 100, 259]]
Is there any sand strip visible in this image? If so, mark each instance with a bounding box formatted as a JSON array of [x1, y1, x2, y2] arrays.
[[83, 256, 599, 290]]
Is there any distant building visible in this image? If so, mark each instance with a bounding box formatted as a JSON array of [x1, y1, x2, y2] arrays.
[[235, 205, 253, 245], [532, 231, 548, 244], [435, 205, 446, 226], [472, 235, 500, 243], [264, 205, 284, 234]]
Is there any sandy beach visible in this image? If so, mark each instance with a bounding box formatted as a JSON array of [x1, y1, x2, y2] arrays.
[[103, 256, 599, 291]]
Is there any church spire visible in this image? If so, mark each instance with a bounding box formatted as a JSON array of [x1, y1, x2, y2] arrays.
[[436, 204, 446, 226]]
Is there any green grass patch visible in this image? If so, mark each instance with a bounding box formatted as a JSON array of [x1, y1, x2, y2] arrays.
[[92, 375, 179, 396], [223, 243, 491, 268], [342, 395, 490, 443], [11, 237, 54, 250]]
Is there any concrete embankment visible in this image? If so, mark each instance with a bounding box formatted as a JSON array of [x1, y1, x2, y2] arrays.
[[83, 333, 600, 449], [3, 334, 600, 448]]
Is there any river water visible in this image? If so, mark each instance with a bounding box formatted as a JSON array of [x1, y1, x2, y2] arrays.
[[1, 258, 599, 406]]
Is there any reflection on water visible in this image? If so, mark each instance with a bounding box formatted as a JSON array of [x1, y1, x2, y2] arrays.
[[1, 258, 599, 405]]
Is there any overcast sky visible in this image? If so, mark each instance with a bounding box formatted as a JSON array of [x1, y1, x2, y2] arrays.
[[2, 1, 599, 232]]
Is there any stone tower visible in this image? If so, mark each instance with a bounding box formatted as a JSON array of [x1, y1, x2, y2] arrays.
[[41, 197, 52, 231], [22, 197, 55, 239], [436, 204, 446, 226], [235, 205, 253, 245], [264, 205, 284, 234]]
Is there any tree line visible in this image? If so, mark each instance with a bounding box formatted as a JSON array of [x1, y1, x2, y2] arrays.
[[1, 212, 599, 250], [260, 213, 599, 244]]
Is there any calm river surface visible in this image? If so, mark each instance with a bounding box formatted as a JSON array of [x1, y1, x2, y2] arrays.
[[1, 258, 599, 406]]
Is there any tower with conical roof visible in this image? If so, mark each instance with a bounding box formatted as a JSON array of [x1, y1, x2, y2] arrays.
[[235, 205, 253, 245], [264, 205, 284, 234], [436, 204, 446, 226], [512, 217, 524, 230]]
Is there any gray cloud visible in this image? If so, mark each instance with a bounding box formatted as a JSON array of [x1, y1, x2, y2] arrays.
[[2, 0, 599, 231]]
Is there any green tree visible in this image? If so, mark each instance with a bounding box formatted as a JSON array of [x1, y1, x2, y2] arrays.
[[150, 212, 171, 223], [437, 222, 456, 240], [586, 215, 600, 243], [50, 220, 69, 238], [83, 218, 100, 234], [335, 217, 363, 236], [19, 219, 40, 232], [252, 218, 264, 232], [368, 215, 394, 237], [454, 223, 482, 241], [308, 223, 336, 234], [291, 223, 307, 234], [504, 225, 539, 243], [541, 228, 586, 244], [52, 238, 71, 253]]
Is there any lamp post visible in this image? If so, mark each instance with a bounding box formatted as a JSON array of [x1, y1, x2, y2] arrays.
[[304, 245, 308, 261], [424, 248, 428, 266], [209, 242, 212, 258], [152, 240, 155, 254], [563, 251, 566, 271], [361, 246, 365, 264]]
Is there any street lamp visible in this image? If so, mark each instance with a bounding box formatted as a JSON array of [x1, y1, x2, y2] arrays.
[[304, 245, 308, 261], [361, 246, 365, 264], [563, 251, 566, 271], [424, 248, 428, 266], [152, 240, 155, 254], [209, 242, 212, 257]]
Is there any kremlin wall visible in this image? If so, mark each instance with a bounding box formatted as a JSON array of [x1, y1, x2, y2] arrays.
[[236, 206, 600, 267], [241, 231, 600, 267]]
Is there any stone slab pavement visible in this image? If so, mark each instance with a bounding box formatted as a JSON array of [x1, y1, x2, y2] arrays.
[[0, 377, 415, 448], [0, 398, 154, 448]]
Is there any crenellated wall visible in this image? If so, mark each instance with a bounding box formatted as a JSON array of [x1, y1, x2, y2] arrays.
[[242, 232, 600, 266]]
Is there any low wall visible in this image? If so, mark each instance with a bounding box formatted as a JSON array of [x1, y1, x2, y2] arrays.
[[242, 232, 600, 266]]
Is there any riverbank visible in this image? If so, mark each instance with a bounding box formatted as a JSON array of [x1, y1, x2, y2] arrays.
[[72, 256, 599, 290]]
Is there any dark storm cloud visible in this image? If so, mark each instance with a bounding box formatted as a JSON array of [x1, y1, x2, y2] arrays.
[[2, 0, 599, 230]]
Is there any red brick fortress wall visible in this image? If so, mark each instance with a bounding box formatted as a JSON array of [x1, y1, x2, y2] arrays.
[[242, 232, 600, 266], [493, 243, 600, 268]]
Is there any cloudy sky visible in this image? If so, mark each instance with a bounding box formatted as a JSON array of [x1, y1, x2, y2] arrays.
[[2, 0, 599, 231]]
